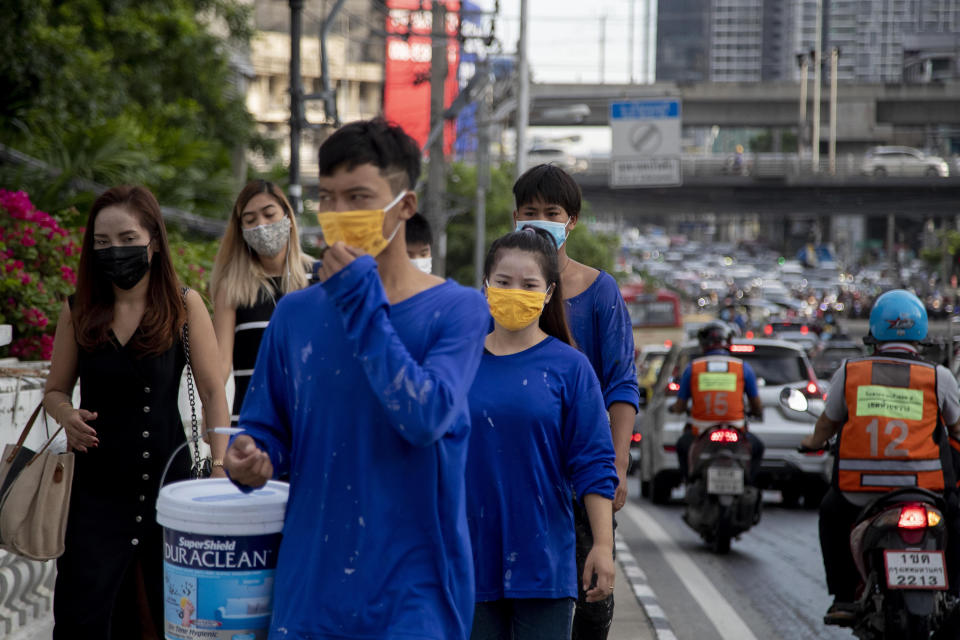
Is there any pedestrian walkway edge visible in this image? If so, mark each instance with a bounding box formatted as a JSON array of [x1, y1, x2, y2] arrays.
[[616, 531, 678, 640]]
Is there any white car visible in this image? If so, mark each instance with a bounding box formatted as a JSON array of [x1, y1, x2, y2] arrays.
[[861, 146, 949, 178], [637, 338, 830, 507], [525, 147, 586, 173]]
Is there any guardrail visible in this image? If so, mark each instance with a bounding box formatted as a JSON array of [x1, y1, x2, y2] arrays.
[[579, 153, 955, 180]]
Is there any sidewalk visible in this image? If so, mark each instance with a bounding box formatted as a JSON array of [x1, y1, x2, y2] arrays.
[[611, 560, 658, 640], [13, 564, 657, 640]]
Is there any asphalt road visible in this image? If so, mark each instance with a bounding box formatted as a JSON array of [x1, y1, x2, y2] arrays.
[[618, 478, 851, 640]]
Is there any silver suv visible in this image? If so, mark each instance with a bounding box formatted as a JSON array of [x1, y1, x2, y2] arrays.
[[636, 338, 830, 507], [861, 146, 949, 177]]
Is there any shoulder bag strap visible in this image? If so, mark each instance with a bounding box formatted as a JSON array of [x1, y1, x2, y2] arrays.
[[180, 288, 200, 470], [5, 403, 44, 464], [27, 424, 66, 466]]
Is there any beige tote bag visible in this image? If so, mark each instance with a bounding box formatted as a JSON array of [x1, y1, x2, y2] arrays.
[[0, 402, 74, 560]]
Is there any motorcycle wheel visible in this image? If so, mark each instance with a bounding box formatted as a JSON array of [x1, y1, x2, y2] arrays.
[[713, 533, 732, 554], [712, 516, 732, 554], [883, 596, 932, 640]]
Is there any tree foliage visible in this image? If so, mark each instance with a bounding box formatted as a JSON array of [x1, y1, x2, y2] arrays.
[[0, 0, 267, 217]]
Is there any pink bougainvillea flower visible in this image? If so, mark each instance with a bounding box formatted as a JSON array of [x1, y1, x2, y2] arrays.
[[0, 190, 33, 219], [60, 265, 77, 286]]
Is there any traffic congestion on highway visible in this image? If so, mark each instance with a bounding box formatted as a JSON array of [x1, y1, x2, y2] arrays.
[[617, 227, 960, 640]]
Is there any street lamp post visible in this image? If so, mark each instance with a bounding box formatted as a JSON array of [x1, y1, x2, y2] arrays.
[[811, 0, 823, 174], [796, 53, 808, 160], [515, 0, 529, 178], [829, 47, 840, 176]]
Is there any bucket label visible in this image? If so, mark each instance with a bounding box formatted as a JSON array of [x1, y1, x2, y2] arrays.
[[163, 529, 281, 640]]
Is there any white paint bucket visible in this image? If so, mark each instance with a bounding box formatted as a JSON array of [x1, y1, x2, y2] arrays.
[[156, 478, 288, 640]]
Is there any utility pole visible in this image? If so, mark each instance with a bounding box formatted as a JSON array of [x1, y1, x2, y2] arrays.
[[797, 53, 808, 159], [474, 64, 492, 289], [288, 0, 305, 214], [647, 0, 656, 82], [628, 0, 636, 84], [599, 15, 607, 84], [828, 47, 839, 175], [811, 0, 823, 174], [426, 0, 449, 275], [515, 0, 529, 178]]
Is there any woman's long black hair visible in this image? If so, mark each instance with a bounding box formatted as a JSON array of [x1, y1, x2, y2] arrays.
[[483, 226, 575, 346]]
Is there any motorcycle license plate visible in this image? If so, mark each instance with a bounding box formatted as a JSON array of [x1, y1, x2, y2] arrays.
[[707, 467, 744, 495], [884, 550, 948, 590]]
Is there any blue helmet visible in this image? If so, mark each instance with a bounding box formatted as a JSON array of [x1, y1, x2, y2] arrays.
[[869, 290, 928, 342]]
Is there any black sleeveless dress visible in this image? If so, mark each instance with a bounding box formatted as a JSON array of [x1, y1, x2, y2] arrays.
[[231, 276, 284, 425], [54, 319, 191, 639]]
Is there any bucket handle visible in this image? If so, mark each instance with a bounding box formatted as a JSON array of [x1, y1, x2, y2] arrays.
[[159, 427, 245, 489]]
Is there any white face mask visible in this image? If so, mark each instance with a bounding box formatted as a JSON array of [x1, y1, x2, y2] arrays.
[[411, 256, 433, 274]]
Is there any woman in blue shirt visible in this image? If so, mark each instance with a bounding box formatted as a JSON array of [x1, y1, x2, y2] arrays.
[[467, 227, 618, 639]]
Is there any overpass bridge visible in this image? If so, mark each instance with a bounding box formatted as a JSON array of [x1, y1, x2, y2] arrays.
[[530, 81, 960, 145], [568, 155, 960, 257], [573, 154, 960, 218]]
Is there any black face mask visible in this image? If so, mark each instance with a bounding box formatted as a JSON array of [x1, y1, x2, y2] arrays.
[[94, 245, 151, 290]]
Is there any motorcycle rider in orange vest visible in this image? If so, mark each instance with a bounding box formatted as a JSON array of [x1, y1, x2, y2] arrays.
[[670, 322, 765, 483], [801, 290, 960, 625]]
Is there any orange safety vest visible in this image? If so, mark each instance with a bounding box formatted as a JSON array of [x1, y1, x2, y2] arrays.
[[837, 356, 946, 494], [690, 355, 746, 430]]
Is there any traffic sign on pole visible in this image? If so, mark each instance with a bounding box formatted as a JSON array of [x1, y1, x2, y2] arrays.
[[609, 98, 682, 188]]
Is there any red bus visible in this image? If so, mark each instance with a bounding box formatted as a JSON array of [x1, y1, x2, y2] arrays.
[[619, 284, 684, 348]]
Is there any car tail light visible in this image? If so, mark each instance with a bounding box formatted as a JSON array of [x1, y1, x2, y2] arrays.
[[667, 381, 680, 393], [745, 330, 754, 339], [664, 340, 673, 348], [730, 344, 755, 353], [631, 433, 642, 443], [898, 505, 928, 530], [800, 325, 809, 335], [663, 444, 677, 452], [709, 429, 740, 443], [763, 324, 773, 335]]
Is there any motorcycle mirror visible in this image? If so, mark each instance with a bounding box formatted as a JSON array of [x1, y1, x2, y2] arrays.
[[779, 387, 809, 413]]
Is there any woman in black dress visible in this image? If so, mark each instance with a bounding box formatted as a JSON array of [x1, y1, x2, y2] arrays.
[[210, 180, 315, 424], [42, 185, 230, 639]]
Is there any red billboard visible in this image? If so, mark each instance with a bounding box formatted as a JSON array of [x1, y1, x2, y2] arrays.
[[384, 0, 461, 155]]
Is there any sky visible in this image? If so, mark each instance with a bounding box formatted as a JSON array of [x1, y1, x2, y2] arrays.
[[476, 0, 658, 154], [490, 0, 657, 85]]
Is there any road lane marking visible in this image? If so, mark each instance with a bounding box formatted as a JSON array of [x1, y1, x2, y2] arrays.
[[615, 531, 677, 640], [621, 502, 759, 640]]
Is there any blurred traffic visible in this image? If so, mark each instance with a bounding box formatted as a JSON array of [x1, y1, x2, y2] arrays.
[[619, 225, 960, 506]]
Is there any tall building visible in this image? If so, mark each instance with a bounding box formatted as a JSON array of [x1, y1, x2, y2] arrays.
[[246, 1, 386, 174], [656, 0, 798, 83], [790, 0, 960, 82], [657, 0, 960, 84], [709, 0, 763, 82], [655, 0, 711, 83]]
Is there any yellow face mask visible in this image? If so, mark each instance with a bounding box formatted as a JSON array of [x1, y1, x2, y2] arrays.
[[485, 284, 550, 331], [316, 190, 407, 257]]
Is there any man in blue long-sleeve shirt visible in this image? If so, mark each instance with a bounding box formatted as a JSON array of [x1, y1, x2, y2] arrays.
[[224, 119, 490, 640]]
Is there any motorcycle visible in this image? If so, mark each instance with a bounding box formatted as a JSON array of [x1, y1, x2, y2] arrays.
[[682, 424, 761, 554], [782, 388, 955, 640]]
